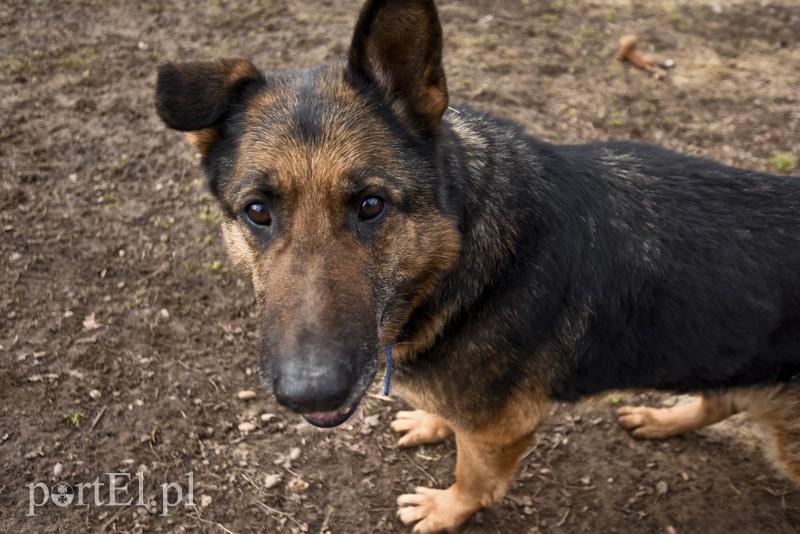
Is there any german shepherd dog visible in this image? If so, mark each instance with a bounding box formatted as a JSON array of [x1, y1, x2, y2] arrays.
[[156, 0, 800, 531]]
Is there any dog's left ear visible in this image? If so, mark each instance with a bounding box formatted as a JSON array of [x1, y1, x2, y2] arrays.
[[155, 58, 264, 158], [348, 0, 448, 134]]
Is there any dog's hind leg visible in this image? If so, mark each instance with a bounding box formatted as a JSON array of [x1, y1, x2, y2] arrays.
[[391, 410, 453, 447], [618, 386, 800, 484], [617, 393, 740, 440], [745, 384, 800, 485]]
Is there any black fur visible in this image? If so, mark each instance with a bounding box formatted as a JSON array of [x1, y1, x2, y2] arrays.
[[155, 59, 264, 132], [154, 0, 800, 444], [155, 0, 800, 527], [396, 106, 800, 421]]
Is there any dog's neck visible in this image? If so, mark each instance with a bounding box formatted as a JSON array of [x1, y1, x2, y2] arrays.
[[392, 107, 579, 363]]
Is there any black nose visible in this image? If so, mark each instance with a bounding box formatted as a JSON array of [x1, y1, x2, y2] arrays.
[[272, 355, 354, 414]]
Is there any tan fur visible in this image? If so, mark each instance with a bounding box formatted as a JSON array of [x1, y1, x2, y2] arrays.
[[226, 57, 260, 84], [209, 65, 463, 358], [157, 5, 800, 532], [356, 2, 448, 132], [221, 221, 256, 276], [618, 396, 737, 439], [618, 382, 800, 484], [377, 216, 461, 351], [395, 381, 549, 533], [185, 129, 219, 158], [391, 409, 453, 447], [177, 58, 263, 158], [202, 64, 464, 403]]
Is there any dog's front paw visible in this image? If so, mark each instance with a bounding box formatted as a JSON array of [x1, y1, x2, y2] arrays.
[[397, 486, 478, 533], [390, 410, 453, 447]]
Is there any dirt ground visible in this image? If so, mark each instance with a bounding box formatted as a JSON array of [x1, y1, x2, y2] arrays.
[[2, 0, 799, 532]]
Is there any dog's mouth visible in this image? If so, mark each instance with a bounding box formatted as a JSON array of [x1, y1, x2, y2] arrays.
[[301, 403, 358, 428]]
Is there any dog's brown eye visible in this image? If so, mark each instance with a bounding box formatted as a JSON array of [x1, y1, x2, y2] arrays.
[[358, 196, 385, 221], [245, 203, 271, 226]]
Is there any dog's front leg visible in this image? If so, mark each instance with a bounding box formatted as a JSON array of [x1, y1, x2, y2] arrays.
[[396, 418, 538, 533]]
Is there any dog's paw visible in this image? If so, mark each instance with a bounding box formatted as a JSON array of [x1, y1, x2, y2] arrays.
[[397, 486, 477, 533], [390, 410, 453, 447], [617, 405, 676, 439]]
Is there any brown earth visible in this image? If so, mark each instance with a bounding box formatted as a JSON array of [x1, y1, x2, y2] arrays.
[[2, 0, 799, 532]]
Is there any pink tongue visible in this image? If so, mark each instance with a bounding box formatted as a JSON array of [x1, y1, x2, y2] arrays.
[[302, 406, 354, 428], [307, 412, 336, 420], [307, 409, 346, 421]]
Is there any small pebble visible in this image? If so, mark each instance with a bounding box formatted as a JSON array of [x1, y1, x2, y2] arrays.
[[237, 390, 257, 401], [200, 495, 213, 508], [25, 448, 44, 460], [477, 15, 494, 29], [89, 389, 102, 400], [238, 422, 256, 433], [54, 462, 64, 477], [287, 478, 309, 493], [264, 474, 282, 489], [9, 252, 22, 262], [83, 313, 101, 331], [158, 308, 170, 320], [362, 414, 380, 427]]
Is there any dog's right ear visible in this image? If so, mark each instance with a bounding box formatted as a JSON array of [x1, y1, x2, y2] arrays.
[[155, 58, 263, 157], [348, 0, 448, 134]]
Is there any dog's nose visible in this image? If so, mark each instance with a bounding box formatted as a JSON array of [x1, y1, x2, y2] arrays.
[[272, 355, 354, 414]]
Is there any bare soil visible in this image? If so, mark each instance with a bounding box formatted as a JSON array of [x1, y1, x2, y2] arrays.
[[2, 0, 799, 532]]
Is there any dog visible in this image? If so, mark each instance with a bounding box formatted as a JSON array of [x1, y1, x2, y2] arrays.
[[155, 0, 800, 531]]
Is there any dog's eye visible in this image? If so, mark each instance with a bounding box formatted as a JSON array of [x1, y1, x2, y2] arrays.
[[358, 196, 385, 221], [245, 203, 271, 226]]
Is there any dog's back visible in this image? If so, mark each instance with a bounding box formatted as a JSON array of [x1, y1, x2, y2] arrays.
[[437, 108, 800, 401], [539, 140, 800, 399]]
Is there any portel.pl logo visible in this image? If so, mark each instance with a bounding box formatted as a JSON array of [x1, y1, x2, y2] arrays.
[[27, 472, 194, 516]]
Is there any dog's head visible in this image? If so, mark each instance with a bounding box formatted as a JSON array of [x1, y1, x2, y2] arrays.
[[155, 0, 460, 427]]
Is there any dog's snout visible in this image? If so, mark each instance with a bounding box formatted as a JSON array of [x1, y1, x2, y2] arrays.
[[272, 354, 354, 414]]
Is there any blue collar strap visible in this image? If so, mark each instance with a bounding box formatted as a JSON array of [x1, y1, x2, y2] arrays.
[[383, 345, 393, 395]]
